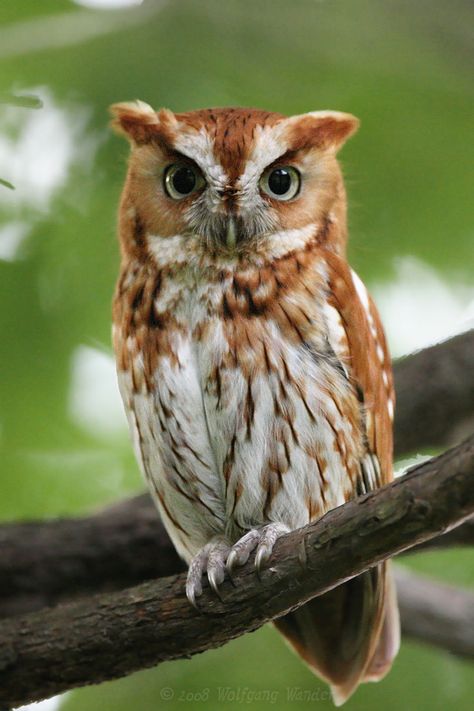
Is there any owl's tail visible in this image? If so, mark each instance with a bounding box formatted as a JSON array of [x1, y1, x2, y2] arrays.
[[274, 560, 400, 705]]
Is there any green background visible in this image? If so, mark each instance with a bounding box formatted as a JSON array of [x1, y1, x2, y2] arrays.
[[0, 1, 472, 709]]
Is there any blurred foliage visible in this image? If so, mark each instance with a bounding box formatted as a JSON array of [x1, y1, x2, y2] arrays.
[[0, 92, 43, 108], [0, 1, 472, 710], [0, 93, 42, 189], [0, 177, 14, 189]]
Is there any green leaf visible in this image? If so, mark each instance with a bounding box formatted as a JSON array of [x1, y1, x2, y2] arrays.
[[0, 177, 15, 190], [0, 93, 43, 109]]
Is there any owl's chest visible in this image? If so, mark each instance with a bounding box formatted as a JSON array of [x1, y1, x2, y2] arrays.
[[148, 266, 332, 416], [115, 258, 362, 541]]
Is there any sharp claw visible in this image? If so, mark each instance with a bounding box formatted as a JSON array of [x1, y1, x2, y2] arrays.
[[186, 581, 201, 609], [255, 545, 270, 575], [226, 549, 238, 575], [186, 560, 204, 608], [225, 552, 239, 587], [187, 592, 198, 609], [187, 526, 288, 604], [208, 567, 223, 595]]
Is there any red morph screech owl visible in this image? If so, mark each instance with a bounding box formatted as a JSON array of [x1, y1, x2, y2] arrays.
[[111, 101, 400, 705]]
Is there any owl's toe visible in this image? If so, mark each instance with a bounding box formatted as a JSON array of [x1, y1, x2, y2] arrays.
[[206, 539, 230, 597], [226, 528, 261, 576], [186, 536, 230, 607], [226, 523, 291, 578], [186, 550, 207, 608], [186, 524, 291, 606], [254, 522, 290, 574]]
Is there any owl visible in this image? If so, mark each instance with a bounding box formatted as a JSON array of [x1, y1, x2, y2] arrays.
[[111, 102, 400, 704]]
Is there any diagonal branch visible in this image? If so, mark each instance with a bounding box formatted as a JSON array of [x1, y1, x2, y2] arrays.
[[1, 492, 473, 619], [0, 433, 473, 708], [1, 330, 473, 618]]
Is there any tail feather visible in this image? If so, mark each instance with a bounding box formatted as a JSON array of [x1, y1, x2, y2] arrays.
[[274, 562, 399, 705], [363, 565, 400, 683]]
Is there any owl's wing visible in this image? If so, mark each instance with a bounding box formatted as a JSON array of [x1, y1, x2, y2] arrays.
[[274, 253, 399, 705], [324, 253, 395, 486]]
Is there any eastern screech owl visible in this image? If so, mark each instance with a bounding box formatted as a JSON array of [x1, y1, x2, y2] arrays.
[[111, 102, 400, 705]]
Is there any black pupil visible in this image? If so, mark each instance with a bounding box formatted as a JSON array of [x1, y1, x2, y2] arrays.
[[268, 168, 291, 195], [172, 166, 196, 195]]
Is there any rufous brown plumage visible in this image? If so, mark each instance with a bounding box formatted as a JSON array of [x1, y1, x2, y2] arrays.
[[111, 102, 399, 704]]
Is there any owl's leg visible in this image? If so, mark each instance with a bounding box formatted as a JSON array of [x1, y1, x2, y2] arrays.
[[227, 522, 290, 576]]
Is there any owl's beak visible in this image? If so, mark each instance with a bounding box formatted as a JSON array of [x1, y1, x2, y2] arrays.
[[225, 216, 237, 249]]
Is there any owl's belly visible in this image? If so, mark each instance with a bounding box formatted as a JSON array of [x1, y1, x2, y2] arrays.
[[117, 333, 227, 562], [118, 318, 362, 563], [200, 321, 362, 540]]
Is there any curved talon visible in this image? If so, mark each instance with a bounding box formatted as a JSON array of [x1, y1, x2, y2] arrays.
[[254, 523, 290, 576], [186, 537, 230, 606], [208, 574, 225, 601], [255, 545, 271, 574], [226, 549, 239, 576], [187, 591, 199, 609], [208, 565, 225, 595], [186, 525, 290, 605], [186, 577, 202, 609], [225, 528, 260, 577]]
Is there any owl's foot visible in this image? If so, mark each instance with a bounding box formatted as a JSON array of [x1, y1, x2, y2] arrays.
[[226, 522, 290, 576], [186, 523, 290, 607], [186, 535, 230, 607]]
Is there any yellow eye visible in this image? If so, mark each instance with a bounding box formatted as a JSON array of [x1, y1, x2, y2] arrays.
[[260, 166, 301, 201], [164, 163, 205, 200]]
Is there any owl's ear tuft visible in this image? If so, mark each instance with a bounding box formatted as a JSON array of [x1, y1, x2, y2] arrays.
[[110, 100, 161, 144], [287, 111, 359, 153]]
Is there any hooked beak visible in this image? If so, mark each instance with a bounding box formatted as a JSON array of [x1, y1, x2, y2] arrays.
[[225, 216, 237, 249]]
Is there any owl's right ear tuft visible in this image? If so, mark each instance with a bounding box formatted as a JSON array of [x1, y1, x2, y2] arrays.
[[285, 111, 360, 153], [109, 100, 160, 144]]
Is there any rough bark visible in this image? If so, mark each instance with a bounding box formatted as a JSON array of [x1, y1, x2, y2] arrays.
[[0, 433, 473, 708], [1, 494, 473, 619]]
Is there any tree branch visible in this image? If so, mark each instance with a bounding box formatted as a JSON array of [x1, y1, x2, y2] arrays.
[[1, 331, 473, 618], [0, 496, 184, 619], [1, 434, 473, 708], [1, 493, 473, 619], [394, 330, 474, 454], [395, 567, 474, 659]]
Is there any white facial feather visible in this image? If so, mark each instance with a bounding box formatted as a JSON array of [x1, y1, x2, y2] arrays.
[[237, 123, 287, 204], [262, 223, 317, 258], [146, 223, 320, 269], [173, 125, 227, 188]]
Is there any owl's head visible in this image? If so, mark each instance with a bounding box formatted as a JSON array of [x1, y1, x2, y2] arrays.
[[111, 102, 358, 261]]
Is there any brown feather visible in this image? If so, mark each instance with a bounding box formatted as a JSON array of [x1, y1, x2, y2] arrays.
[[111, 102, 399, 705], [274, 250, 398, 703]]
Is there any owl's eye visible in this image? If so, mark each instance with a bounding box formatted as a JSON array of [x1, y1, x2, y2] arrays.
[[164, 163, 205, 200], [260, 166, 300, 201]]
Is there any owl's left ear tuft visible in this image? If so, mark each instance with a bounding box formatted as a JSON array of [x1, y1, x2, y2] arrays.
[[109, 100, 160, 144], [287, 111, 360, 153]]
